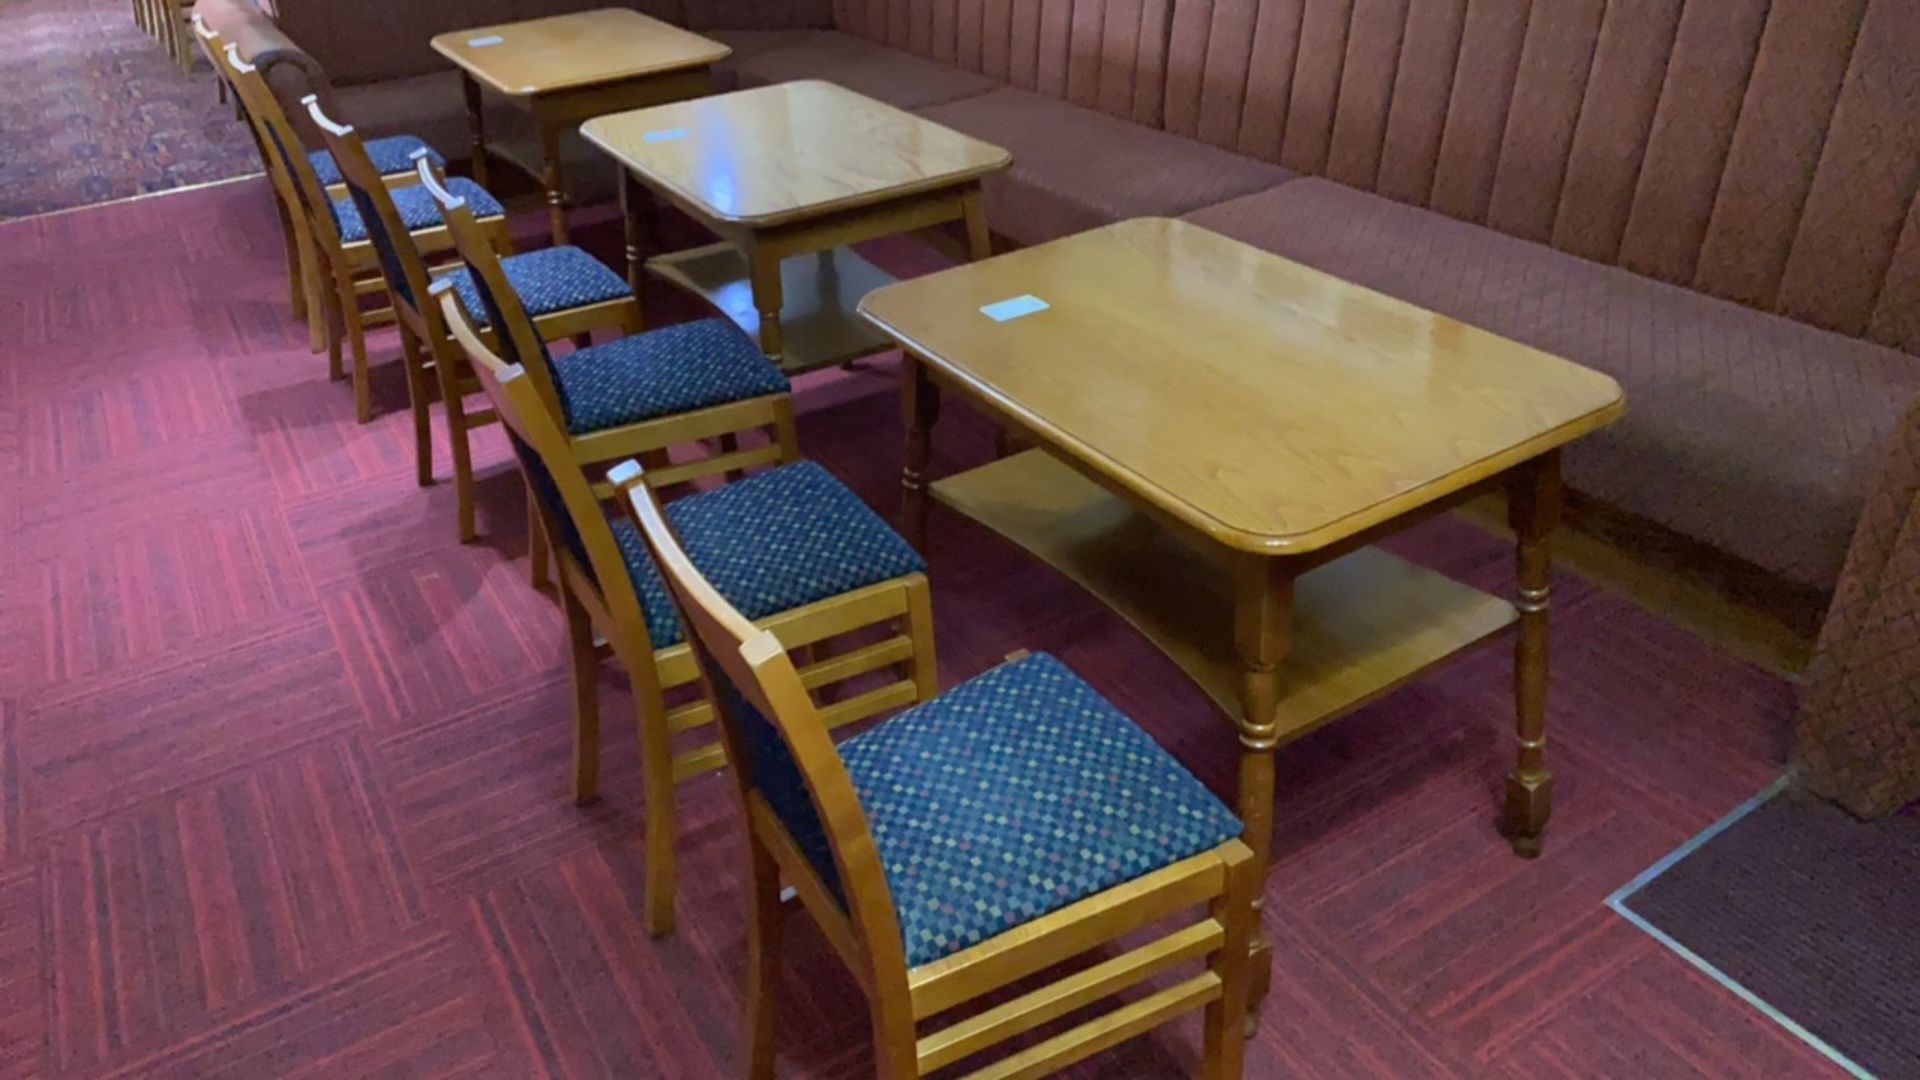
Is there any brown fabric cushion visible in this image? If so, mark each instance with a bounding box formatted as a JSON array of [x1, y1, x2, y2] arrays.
[[918, 88, 1296, 247], [1797, 399, 1920, 818], [726, 30, 997, 109], [1185, 179, 1920, 588]]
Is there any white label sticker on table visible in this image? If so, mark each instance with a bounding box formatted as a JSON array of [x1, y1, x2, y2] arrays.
[[643, 128, 690, 143], [467, 34, 505, 47], [981, 295, 1049, 322]]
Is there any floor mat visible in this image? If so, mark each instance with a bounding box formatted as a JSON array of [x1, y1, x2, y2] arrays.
[[1614, 782, 1920, 1079], [0, 0, 258, 219]]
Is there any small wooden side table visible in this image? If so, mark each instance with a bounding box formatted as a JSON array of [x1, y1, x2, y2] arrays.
[[432, 7, 729, 246], [582, 80, 1010, 373]]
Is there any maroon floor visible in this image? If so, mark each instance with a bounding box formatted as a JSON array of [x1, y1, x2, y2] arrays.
[[0, 179, 1841, 1077]]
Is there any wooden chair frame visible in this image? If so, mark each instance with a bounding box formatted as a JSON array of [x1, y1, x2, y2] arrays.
[[221, 42, 512, 422], [435, 282, 929, 936], [308, 102, 646, 542], [617, 464, 1259, 1078]]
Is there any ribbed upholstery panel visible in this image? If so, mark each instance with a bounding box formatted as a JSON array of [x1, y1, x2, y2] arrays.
[[1150, 0, 1920, 353], [1372, 0, 1465, 206], [1426, 0, 1529, 224], [979, 0, 1013, 78], [1483, 0, 1605, 243], [1614, 0, 1768, 286], [1691, 0, 1866, 311], [1232, 0, 1306, 160], [1872, 200, 1920, 355], [1277, 0, 1354, 175], [1776, 0, 1920, 340], [1322, 0, 1409, 192], [1548, 0, 1683, 264], [1035, 0, 1074, 98]]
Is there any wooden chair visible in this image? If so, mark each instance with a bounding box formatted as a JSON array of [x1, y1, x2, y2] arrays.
[[416, 156, 789, 546], [309, 101, 680, 541], [221, 42, 515, 422], [615, 463, 1259, 1078], [434, 277, 935, 935]]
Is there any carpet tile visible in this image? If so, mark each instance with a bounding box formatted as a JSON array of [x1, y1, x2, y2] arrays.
[[0, 176, 1849, 1076]]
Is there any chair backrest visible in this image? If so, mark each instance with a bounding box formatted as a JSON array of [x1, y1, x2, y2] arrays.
[[222, 42, 337, 245], [305, 97, 436, 319], [415, 159, 571, 424], [427, 272, 656, 649], [610, 457, 912, 979]]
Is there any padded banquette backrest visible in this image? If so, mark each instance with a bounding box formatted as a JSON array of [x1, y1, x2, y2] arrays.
[[1161, 0, 1920, 354], [833, 0, 1176, 126]]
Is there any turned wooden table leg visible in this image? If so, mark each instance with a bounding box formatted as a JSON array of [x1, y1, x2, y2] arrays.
[[619, 168, 649, 326], [462, 74, 489, 190], [747, 246, 786, 366], [1505, 451, 1562, 857], [900, 351, 942, 551], [1232, 558, 1292, 1032], [541, 122, 569, 247]]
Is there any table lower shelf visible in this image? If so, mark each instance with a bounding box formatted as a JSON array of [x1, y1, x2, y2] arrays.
[[647, 243, 898, 375], [933, 451, 1519, 742]]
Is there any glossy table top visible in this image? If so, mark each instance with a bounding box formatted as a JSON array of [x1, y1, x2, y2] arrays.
[[861, 218, 1626, 554], [430, 8, 729, 96], [581, 80, 1010, 226]]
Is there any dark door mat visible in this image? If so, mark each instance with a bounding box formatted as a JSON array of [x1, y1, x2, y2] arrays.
[[1614, 786, 1920, 1079]]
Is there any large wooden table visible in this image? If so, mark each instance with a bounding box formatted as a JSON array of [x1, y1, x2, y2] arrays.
[[858, 218, 1626, 1006], [432, 8, 728, 245], [581, 80, 1010, 374]]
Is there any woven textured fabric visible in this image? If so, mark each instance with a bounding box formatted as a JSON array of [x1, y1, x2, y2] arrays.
[[450, 246, 631, 325], [329, 177, 500, 244], [836, 653, 1241, 967], [1797, 399, 1920, 819], [306, 136, 443, 187], [553, 318, 789, 436], [609, 461, 924, 648], [726, 31, 997, 109]]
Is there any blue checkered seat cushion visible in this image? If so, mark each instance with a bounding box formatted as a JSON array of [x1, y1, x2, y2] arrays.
[[331, 178, 502, 244], [608, 461, 924, 648], [308, 136, 444, 187], [553, 319, 789, 435], [451, 246, 633, 323], [835, 654, 1243, 967]]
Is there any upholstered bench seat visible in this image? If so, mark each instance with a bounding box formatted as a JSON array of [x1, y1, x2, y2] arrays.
[[918, 88, 1297, 246], [724, 29, 998, 110], [450, 245, 633, 325], [833, 652, 1243, 966], [1187, 179, 1920, 589], [611, 461, 926, 648], [308, 135, 442, 187], [330, 176, 500, 243], [554, 318, 791, 436]]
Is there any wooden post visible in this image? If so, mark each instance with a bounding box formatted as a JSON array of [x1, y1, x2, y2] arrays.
[[1505, 450, 1561, 857]]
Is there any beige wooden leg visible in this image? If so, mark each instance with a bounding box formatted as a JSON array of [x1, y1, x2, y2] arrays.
[[1505, 450, 1561, 857], [398, 325, 435, 487], [1232, 557, 1291, 1030], [527, 482, 552, 592], [743, 833, 781, 1080], [747, 247, 785, 365], [1202, 842, 1257, 1075], [564, 589, 600, 803], [541, 123, 568, 247], [638, 689, 678, 936], [619, 168, 650, 328]]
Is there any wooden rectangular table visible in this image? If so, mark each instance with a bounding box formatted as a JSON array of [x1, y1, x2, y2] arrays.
[[581, 80, 1010, 374], [858, 217, 1626, 1005], [432, 8, 729, 246]]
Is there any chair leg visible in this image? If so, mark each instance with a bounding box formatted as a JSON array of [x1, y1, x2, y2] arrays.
[[433, 343, 480, 543], [636, 692, 678, 936], [322, 281, 346, 384], [398, 326, 434, 487], [564, 590, 601, 803], [344, 295, 373, 424], [743, 834, 782, 1080], [527, 483, 552, 591], [1201, 846, 1257, 1078], [279, 204, 306, 323]]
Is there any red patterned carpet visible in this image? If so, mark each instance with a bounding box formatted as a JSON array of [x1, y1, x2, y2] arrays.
[[0, 0, 257, 220], [0, 179, 1843, 1077]]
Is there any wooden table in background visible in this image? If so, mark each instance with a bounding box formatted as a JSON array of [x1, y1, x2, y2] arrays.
[[431, 7, 728, 246], [581, 80, 1010, 373], [858, 217, 1626, 1011]]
